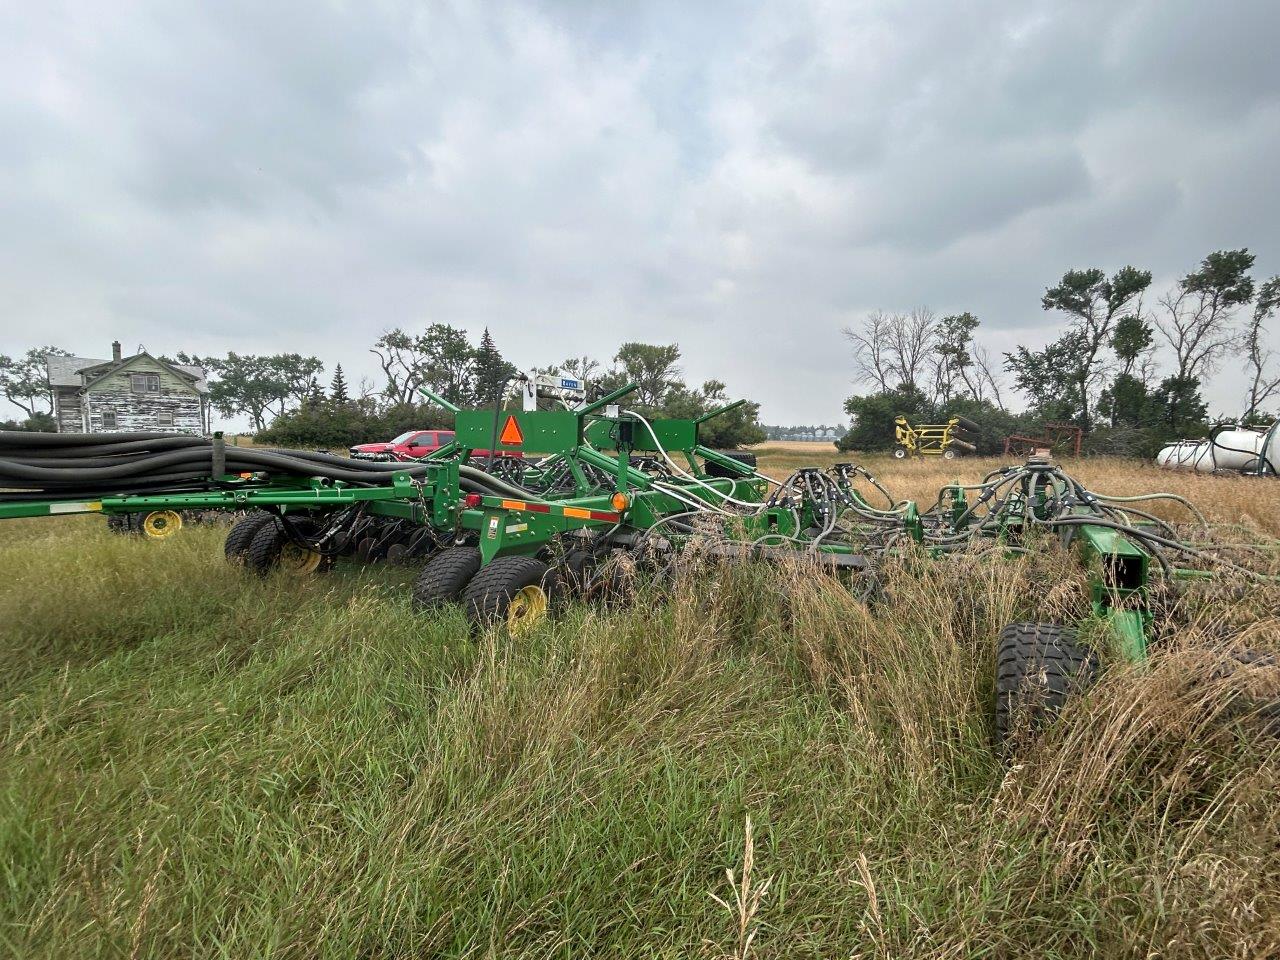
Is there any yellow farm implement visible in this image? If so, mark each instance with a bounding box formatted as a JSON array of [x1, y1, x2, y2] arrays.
[[892, 415, 978, 460]]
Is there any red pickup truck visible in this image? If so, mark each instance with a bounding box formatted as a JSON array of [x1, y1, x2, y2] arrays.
[[349, 430, 454, 460], [349, 430, 518, 462]]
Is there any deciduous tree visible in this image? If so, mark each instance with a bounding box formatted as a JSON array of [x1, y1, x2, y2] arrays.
[[198, 352, 323, 431], [419, 324, 477, 406], [0, 346, 67, 417], [1004, 330, 1089, 424], [1154, 248, 1255, 382], [843, 309, 938, 394], [1242, 275, 1280, 422], [931, 312, 980, 405], [612, 342, 682, 408], [1040, 265, 1152, 431]]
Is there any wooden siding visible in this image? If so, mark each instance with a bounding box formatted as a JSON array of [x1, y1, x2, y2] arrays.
[[76, 357, 205, 434], [53, 388, 84, 432]]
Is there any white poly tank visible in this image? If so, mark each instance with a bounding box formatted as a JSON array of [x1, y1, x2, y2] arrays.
[[1155, 439, 1214, 471], [1208, 428, 1266, 471], [1156, 426, 1272, 473]]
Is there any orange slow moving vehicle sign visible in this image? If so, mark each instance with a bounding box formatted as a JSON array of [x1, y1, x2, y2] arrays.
[[499, 415, 524, 446]]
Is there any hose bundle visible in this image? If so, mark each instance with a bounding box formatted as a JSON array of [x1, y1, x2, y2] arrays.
[[0, 431, 541, 502]]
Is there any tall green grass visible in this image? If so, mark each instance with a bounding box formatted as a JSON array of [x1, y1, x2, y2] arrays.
[[1, 519, 1278, 957]]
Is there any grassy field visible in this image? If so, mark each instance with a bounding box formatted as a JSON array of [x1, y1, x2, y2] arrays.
[[2, 448, 1279, 957]]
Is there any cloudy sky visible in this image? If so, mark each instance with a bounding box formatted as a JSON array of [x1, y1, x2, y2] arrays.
[[2, 0, 1278, 426]]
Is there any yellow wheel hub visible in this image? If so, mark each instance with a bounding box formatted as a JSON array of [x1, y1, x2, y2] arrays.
[[279, 543, 324, 575], [141, 510, 183, 540], [506, 584, 548, 635]]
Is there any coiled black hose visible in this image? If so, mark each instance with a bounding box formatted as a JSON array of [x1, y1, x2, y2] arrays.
[[0, 431, 544, 501]]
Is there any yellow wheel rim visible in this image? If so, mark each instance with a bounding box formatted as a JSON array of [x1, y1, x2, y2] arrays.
[[279, 543, 324, 575], [506, 584, 548, 635], [141, 510, 183, 540]]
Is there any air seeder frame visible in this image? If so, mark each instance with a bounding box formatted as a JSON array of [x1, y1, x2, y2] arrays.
[[5, 387, 1279, 753]]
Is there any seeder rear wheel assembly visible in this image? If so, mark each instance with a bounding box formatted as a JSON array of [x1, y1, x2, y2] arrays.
[[462, 556, 560, 636], [243, 518, 333, 577]]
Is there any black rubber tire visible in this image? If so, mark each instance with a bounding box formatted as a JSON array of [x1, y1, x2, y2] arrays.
[[107, 513, 146, 535], [891, 445, 909, 460], [994, 622, 1100, 750], [223, 512, 276, 564], [462, 556, 561, 632], [704, 450, 758, 479], [942, 448, 957, 461], [954, 415, 981, 433], [242, 517, 333, 577], [412, 546, 482, 608], [559, 549, 596, 595]]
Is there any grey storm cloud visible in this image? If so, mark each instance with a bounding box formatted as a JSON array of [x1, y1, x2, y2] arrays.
[[1, 0, 1278, 424]]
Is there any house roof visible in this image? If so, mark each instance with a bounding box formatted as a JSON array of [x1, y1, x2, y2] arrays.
[[47, 353, 210, 393]]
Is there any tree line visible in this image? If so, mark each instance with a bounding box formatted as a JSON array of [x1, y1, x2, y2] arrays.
[[0, 328, 765, 449], [248, 332, 765, 449], [839, 248, 1279, 455]]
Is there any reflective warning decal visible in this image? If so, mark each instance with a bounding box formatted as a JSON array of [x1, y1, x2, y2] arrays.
[[499, 415, 524, 446]]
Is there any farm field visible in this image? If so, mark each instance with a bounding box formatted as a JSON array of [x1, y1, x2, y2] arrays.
[[2, 452, 1279, 958]]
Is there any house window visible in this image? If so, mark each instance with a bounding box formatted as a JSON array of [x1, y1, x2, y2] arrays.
[[101, 412, 118, 430], [131, 373, 161, 393], [155, 411, 174, 426]]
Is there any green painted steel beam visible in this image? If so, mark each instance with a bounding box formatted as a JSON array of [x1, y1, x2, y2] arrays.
[[0, 472, 435, 520], [1106, 608, 1149, 660], [417, 386, 461, 414], [694, 398, 747, 425]]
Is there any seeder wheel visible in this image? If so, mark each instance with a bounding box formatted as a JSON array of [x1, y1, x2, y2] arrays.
[[224, 513, 275, 564], [462, 556, 560, 635], [994, 622, 1099, 752], [141, 510, 183, 540], [412, 546, 482, 607], [243, 518, 333, 577]]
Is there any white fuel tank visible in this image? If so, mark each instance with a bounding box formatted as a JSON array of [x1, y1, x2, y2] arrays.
[[1155, 439, 1214, 471], [1156, 424, 1273, 473], [1208, 428, 1266, 471]]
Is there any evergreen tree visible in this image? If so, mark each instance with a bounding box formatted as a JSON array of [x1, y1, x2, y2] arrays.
[[329, 364, 350, 404], [303, 377, 325, 409], [472, 328, 517, 407]]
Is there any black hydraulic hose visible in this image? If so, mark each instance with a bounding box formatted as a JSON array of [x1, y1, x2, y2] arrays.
[[458, 464, 546, 500], [0, 449, 224, 481], [0, 430, 562, 504], [0, 430, 189, 448], [0, 448, 436, 484], [250, 447, 433, 473], [5, 452, 163, 468], [0, 436, 208, 458]]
